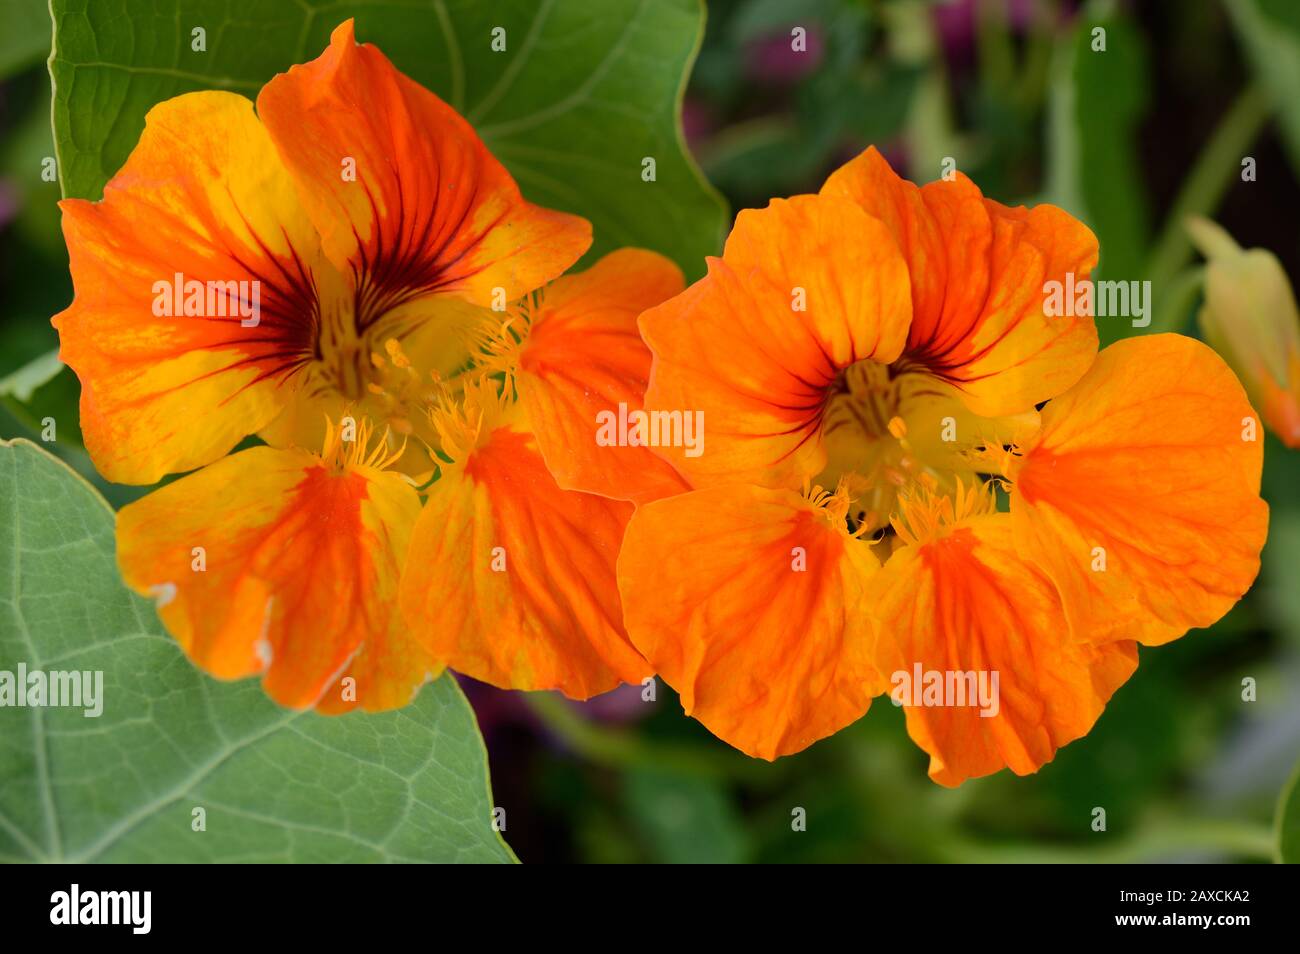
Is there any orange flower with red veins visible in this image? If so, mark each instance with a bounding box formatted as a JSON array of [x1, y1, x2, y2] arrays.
[[619, 147, 1268, 782], [55, 19, 589, 486], [52, 21, 652, 712]]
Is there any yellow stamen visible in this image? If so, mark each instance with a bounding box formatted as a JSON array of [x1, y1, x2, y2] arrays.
[[890, 476, 996, 548], [427, 374, 512, 463], [384, 337, 412, 369], [966, 440, 1023, 481], [321, 414, 407, 473], [805, 476, 872, 538], [448, 287, 549, 389]]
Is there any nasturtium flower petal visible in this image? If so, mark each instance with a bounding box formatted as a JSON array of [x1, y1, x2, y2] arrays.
[[257, 19, 591, 311], [821, 146, 1099, 416], [617, 484, 884, 760], [116, 445, 427, 711], [1011, 334, 1268, 646], [54, 91, 327, 484], [870, 514, 1138, 786], [313, 463, 442, 714], [516, 248, 690, 504], [638, 194, 913, 489], [400, 426, 648, 699]]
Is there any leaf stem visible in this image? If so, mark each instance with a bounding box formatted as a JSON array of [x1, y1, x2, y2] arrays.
[[939, 816, 1275, 863], [1146, 264, 1206, 334], [1143, 83, 1270, 297], [521, 691, 769, 782]]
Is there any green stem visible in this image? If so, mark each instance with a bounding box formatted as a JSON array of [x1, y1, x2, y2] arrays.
[[887, 0, 960, 175], [521, 691, 769, 782], [976, 0, 1016, 95], [1144, 84, 1270, 295], [1012, 0, 1058, 116], [1147, 265, 1206, 335], [939, 817, 1275, 864]]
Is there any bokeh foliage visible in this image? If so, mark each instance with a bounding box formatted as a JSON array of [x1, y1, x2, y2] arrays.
[[1, 0, 1298, 863]]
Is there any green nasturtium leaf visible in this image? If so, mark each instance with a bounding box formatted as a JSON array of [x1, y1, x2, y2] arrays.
[[48, 0, 727, 279], [0, 439, 514, 863], [1043, 14, 1150, 347]]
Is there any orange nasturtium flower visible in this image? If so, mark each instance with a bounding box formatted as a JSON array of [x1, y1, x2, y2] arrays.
[[55, 21, 682, 711], [618, 147, 1269, 784]]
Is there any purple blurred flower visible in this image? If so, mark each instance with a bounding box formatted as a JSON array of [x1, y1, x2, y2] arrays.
[[0, 179, 19, 230], [572, 681, 655, 724], [746, 26, 825, 82], [932, 0, 1053, 68], [681, 98, 716, 152], [457, 674, 655, 755]]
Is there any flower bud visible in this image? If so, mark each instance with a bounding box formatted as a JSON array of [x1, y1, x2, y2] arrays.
[[1188, 216, 1300, 447]]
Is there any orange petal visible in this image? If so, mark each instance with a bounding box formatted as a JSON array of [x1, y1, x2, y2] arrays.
[[257, 20, 590, 311], [517, 248, 690, 504], [638, 194, 912, 489], [53, 92, 328, 483], [313, 464, 439, 715], [117, 445, 429, 711], [871, 514, 1138, 786], [617, 484, 883, 759], [399, 426, 647, 698], [1011, 334, 1268, 645], [821, 146, 1098, 416]]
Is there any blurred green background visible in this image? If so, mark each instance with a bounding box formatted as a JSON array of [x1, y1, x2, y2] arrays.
[[3, 0, 1299, 862]]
